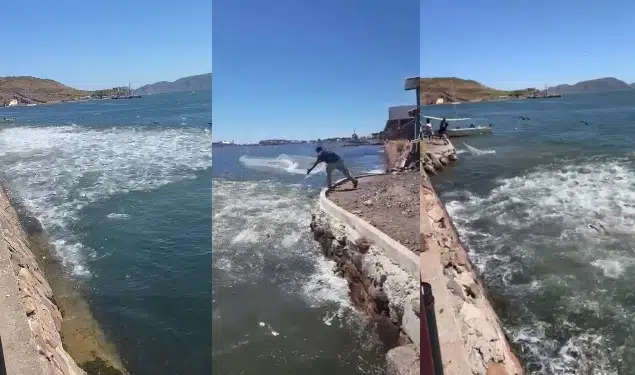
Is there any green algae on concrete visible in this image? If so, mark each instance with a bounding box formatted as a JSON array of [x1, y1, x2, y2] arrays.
[[81, 356, 125, 375]]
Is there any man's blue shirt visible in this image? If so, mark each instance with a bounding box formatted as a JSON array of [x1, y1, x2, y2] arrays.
[[317, 150, 341, 164]]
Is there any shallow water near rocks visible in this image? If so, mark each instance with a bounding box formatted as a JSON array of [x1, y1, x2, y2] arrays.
[[428, 91, 635, 375]]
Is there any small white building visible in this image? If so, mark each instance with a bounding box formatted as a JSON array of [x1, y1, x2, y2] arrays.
[[7, 99, 18, 107], [435, 97, 445, 104]]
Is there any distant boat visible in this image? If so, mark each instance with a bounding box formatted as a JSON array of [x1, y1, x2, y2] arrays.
[[1, 117, 16, 123], [124, 83, 141, 99], [421, 116, 494, 138], [447, 126, 493, 137]]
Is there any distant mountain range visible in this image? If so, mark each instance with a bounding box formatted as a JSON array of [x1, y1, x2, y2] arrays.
[[134, 73, 212, 95], [547, 77, 635, 95]]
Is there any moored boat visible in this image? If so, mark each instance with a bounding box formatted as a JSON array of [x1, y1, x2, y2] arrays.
[[447, 126, 493, 137], [421, 116, 493, 138]]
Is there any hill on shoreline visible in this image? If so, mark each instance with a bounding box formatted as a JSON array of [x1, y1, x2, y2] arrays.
[[0, 76, 89, 105], [419, 77, 537, 104], [133, 73, 212, 96], [547, 77, 634, 95]]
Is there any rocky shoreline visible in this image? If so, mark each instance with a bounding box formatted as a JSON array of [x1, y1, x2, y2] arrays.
[[420, 170, 524, 375], [0, 186, 126, 375], [310, 210, 420, 375]]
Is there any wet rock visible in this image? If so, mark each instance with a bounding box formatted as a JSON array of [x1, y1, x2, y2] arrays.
[[373, 289, 390, 314], [376, 315, 400, 348], [351, 252, 363, 271], [465, 282, 481, 299], [20, 215, 44, 236], [354, 238, 371, 254]]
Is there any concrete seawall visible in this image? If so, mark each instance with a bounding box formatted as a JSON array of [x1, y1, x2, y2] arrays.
[[420, 148, 524, 374], [310, 179, 420, 375], [0, 188, 85, 374], [0, 187, 126, 375]]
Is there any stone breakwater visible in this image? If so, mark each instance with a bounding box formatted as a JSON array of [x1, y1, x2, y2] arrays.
[[0, 187, 85, 375], [310, 211, 420, 375], [420, 140, 459, 176], [420, 170, 524, 375], [0, 186, 125, 375]]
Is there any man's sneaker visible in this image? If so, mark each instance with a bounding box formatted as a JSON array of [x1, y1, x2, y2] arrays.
[[353, 179, 358, 189]]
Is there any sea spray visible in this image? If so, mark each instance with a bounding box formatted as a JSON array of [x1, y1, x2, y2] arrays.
[[239, 154, 325, 175]]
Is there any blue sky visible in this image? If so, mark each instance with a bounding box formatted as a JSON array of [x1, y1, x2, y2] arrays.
[[0, 0, 211, 90], [422, 0, 635, 90], [213, 0, 419, 143]]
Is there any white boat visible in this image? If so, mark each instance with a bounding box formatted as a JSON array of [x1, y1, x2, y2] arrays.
[[1, 117, 16, 123], [421, 116, 493, 138], [447, 126, 493, 137]]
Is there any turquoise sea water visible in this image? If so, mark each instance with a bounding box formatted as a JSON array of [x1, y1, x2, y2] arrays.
[[426, 92, 635, 375], [0, 91, 212, 374]]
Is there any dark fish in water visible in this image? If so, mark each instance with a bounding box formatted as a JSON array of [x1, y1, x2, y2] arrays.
[[580, 120, 590, 126], [589, 223, 609, 235], [517, 116, 531, 120]]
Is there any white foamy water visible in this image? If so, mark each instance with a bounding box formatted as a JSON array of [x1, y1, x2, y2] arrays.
[[239, 154, 325, 176], [212, 179, 356, 324], [0, 125, 213, 275], [445, 158, 635, 374]]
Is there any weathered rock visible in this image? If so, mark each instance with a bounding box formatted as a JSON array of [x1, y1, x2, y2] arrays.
[[423, 164, 436, 175], [447, 278, 467, 301], [439, 156, 449, 165], [386, 345, 419, 375], [354, 238, 371, 254], [401, 297, 420, 348], [448, 152, 459, 161], [487, 362, 510, 375], [427, 151, 444, 171], [310, 211, 419, 372]]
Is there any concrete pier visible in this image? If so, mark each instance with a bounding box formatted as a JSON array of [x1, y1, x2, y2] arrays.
[[419, 144, 524, 374]]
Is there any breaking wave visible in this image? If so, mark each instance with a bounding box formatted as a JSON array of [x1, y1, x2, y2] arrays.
[[444, 156, 635, 374], [0, 125, 213, 276], [239, 154, 325, 176]]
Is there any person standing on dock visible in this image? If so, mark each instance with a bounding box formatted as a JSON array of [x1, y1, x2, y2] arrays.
[[424, 118, 433, 141], [307, 147, 358, 190], [438, 117, 450, 145]]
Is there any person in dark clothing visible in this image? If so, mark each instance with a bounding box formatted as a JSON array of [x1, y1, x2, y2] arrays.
[[307, 147, 358, 189], [438, 117, 449, 145]]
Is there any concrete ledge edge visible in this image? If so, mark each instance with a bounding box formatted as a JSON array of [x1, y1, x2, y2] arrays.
[[319, 174, 419, 280]]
